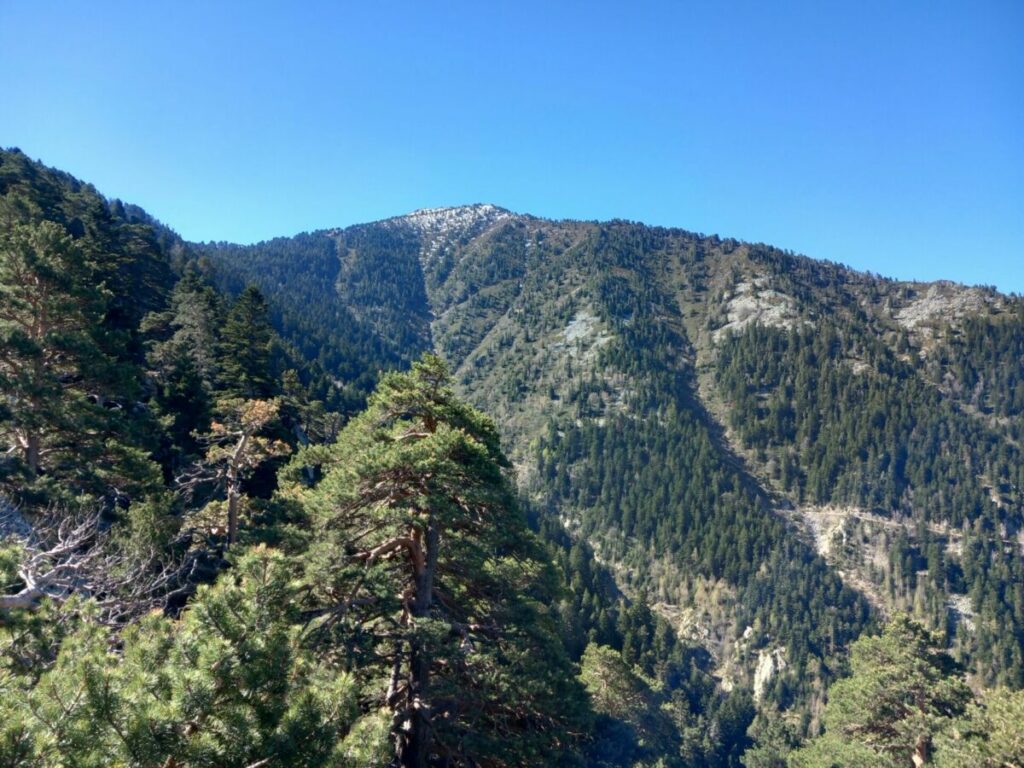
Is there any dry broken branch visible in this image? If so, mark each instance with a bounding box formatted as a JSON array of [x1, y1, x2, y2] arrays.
[[0, 501, 198, 624]]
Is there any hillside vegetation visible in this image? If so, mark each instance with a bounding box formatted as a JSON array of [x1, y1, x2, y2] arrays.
[[2, 148, 1023, 766]]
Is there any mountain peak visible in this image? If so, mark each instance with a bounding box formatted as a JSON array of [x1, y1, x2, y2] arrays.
[[393, 203, 512, 231], [384, 204, 515, 265]]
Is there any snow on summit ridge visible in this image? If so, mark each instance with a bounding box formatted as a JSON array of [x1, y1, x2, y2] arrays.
[[387, 204, 514, 265], [393, 203, 511, 232]]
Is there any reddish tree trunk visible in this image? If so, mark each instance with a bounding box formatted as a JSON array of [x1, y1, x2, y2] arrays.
[[397, 520, 439, 768]]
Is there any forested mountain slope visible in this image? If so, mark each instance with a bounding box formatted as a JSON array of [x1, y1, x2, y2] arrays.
[[0, 150, 779, 766], [1, 149, 639, 767], [199, 204, 1024, 697], [3, 147, 1023, 766]]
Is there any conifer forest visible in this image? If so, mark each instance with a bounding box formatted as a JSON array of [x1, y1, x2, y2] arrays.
[[2, 148, 1024, 767]]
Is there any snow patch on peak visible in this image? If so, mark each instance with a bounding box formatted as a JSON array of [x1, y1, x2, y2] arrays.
[[386, 204, 515, 266], [399, 204, 511, 232]]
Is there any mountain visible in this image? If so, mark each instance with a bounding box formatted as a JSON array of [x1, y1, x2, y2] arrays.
[[197, 204, 1024, 693], [4, 148, 1024, 766]]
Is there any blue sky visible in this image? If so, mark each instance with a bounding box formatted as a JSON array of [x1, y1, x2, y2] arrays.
[[2, 1, 1022, 292]]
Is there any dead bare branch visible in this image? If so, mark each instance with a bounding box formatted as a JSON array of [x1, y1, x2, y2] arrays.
[[0, 500, 200, 624]]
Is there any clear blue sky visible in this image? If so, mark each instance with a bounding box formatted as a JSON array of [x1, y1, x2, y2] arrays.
[[2, 1, 1022, 292]]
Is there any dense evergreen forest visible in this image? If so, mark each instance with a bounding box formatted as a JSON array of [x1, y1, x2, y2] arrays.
[[2, 148, 1023, 766]]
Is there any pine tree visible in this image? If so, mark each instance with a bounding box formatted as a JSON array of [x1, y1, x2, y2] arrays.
[[0, 214, 161, 501], [179, 398, 289, 545], [935, 687, 1024, 767], [0, 218, 107, 478], [0, 546, 364, 767], [579, 643, 683, 766], [789, 615, 972, 768], [219, 285, 274, 399], [296, 354, 589, 767], [145, 266, 224, 389]]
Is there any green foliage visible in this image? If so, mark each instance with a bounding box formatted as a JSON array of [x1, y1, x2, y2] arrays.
[[787, 734, 898, 768], [790, 615, 1024, 767], [932, 304, 1024, 425], [534, 511, 748, 767], [580, 643, 683, 767], [0, 213, 158, 500], [5, 148, 1024, 768], [537, 384, 870, 710], [218, 285, 275, 398], [789, 614, 971, 767], [294, 354, 591, 766], [934, 687, 1024, 767], [196, 223, 434, 411], [715, 321, 1024, 685], [143, 267, 223, 468], [0, 546, 361, 767], [714, 322, 1014, 526], [741, 715, 801, 768]]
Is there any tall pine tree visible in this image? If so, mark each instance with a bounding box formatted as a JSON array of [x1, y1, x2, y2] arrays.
[[219, 285, 274, 399], [294, 354, 590, 767]]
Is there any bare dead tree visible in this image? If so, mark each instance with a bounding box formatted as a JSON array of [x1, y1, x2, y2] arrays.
[[0, 505, 106, 612], [0, 501, 199, 624]]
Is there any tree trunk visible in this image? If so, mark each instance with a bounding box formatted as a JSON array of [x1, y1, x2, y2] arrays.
[[912, 733, 931, 768], [25, 432, 40, 476], [398, 521, 439, 768], [226, 484, 239, 545], [0, 588, 43, 612], [226, 433, 249, 546]]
